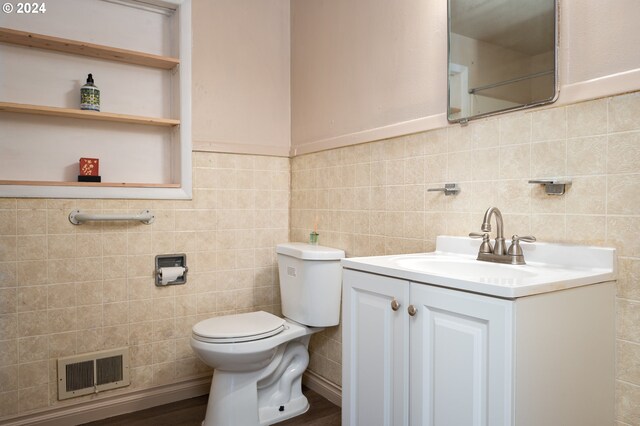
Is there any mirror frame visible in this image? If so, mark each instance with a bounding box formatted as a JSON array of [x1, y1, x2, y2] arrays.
[[447, 0, 559, 124]]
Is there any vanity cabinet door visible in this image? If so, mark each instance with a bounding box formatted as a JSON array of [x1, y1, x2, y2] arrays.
[[342, 269, 410, 426], [409, 283, 513, 426]]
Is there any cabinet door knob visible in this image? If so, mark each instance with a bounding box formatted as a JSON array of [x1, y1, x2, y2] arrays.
[[391, 298, 400, 311], [408, 305, 417, 316]]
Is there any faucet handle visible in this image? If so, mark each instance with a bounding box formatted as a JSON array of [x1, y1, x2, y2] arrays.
[[512, 235, 536, 243], [469, 232, 493, 254], [507, 235, 536, 256], [469, 232, 487, 238]]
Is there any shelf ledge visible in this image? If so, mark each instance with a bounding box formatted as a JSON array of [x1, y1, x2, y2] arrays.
[[0, 27, 179, 69], [0, 180, 181, 188], [0, 101, 180, 127]]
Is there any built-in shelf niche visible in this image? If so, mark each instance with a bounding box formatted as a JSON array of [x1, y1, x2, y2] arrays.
[[0, 0, 192, 200]]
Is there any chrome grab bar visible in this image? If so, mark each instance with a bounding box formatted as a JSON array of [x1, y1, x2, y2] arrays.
[[68, 209, 155, 225]]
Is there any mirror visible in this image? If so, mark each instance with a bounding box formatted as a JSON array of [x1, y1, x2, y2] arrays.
[[448, 0, 558, 123]]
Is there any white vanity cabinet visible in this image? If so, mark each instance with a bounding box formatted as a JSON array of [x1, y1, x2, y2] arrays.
[[342, 270, 410, 426], [342, 268, 615, 426], [409, 281, 512, 426]]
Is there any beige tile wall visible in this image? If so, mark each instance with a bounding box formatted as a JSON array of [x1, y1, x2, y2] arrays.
[[0, 152, 290, 420], [292, 91, 640, 425]]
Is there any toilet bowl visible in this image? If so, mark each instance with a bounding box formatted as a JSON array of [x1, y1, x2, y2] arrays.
[[191, 243, 345, 426], [191, 312, 320, 425]]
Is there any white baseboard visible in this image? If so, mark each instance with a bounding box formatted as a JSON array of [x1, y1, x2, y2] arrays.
[[0, 371, 340, 425], [0, 376, 211, 426], [302, 371, 342, 408]]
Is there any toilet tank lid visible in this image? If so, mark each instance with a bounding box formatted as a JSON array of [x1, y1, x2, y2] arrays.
[[276, 243, 345, 260]]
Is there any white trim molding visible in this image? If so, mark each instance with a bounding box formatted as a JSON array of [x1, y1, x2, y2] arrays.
[[0, 376, 211, 426], [302, 370, 342, 408], [193, 140, 291, 158], [557, 68, 640, 107], [290, 113, 449, 157]]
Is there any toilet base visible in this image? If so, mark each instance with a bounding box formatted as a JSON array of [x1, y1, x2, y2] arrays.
[[258, 394, 309, 425], [199, 332, 317, 426], [199, 395, 309, 426]]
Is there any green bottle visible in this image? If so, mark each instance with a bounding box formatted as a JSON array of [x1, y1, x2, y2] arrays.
[[80, 73, 100, 111]]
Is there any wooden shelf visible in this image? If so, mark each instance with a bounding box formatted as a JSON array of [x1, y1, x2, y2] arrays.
[[0, 101, 180, 127], [0, 27, 179, 70], [0, 180, 181, 188]]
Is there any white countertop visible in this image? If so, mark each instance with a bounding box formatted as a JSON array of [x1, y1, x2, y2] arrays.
[[341, 236, 616, 298]]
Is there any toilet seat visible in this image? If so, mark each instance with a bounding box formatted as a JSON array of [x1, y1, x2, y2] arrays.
[[192, 311, 286, 343]]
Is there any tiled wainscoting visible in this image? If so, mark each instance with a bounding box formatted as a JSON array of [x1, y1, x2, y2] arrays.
[[292, 91, 640, 425], [0, 153, 290, 420]]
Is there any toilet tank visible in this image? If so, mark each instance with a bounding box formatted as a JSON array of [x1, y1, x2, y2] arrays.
[[276, 243, 345, 327]]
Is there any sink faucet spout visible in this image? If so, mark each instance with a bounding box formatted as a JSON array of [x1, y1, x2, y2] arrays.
[[482, 207, 506, 255]]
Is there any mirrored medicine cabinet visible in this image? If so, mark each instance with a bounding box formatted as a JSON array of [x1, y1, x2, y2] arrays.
[[447, 0, 558, 123]]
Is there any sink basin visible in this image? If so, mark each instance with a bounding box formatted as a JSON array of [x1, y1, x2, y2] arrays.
[[341, 236, 616, 298], [395, 255, 538, 283]]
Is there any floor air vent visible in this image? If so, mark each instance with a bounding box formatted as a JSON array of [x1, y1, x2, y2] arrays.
[[57, 347, 130, 400]]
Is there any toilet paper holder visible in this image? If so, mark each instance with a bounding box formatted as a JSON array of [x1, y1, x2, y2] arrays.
[[155, 254, 188, 286]]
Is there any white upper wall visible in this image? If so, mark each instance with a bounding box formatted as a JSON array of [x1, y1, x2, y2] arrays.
[[2, 0, 638, 158], [0, 0, 171, 55], [192, 0, 291, 156], [562, 0, 640, 84], [291, 0, 445, 155], [290, 0, 640, 155]]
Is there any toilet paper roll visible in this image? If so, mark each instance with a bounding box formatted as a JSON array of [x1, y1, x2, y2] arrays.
[[159, 266, 185, 285]]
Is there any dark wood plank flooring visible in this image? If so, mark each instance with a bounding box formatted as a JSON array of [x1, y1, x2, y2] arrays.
[[82, 387, 340, 426]]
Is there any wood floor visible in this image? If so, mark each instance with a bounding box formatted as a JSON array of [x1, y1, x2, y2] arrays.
[[82, 387, 340, 426]]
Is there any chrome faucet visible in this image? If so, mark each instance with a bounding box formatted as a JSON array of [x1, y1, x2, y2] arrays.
[[470, 207, 536, 265]]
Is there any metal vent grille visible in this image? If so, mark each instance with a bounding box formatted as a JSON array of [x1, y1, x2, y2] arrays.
[[65, 360, 94, 392], [97, 355, 123, 385], [57, 348, 130, 400]]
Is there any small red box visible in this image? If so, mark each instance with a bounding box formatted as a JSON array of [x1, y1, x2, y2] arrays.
[[79, 158, 99, 176]]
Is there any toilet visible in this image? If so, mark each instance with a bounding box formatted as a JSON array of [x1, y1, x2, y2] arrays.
[[190, 242, 345, 426]]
